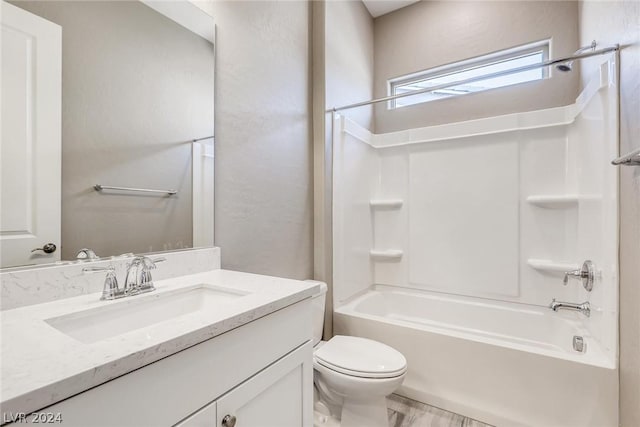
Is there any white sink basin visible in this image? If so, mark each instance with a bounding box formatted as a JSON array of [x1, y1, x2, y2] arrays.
[[44, 284, 250, 344]]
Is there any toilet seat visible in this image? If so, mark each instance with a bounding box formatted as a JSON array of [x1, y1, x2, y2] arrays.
[[314, 335, 407, 379]]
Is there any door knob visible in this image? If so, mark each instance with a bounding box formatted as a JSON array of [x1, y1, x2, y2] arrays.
[[222, 415, 237, 427], [31, 243, 57, 254]]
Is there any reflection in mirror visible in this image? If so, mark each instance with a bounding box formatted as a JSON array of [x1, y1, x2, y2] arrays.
[[0, 0, 215, 268]]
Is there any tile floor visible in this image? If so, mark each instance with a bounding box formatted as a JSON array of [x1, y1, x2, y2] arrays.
[[387, 394, 493, 427]]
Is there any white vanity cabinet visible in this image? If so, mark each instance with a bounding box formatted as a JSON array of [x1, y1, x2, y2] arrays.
[[25, 300, 313, 427], [178, 342, 310, 427]]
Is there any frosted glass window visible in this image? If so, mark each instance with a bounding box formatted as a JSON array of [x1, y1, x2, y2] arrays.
[[389, 41, 549, 108]]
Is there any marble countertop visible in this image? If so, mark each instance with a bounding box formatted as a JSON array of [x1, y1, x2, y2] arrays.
[[1, 269, 320, 416]]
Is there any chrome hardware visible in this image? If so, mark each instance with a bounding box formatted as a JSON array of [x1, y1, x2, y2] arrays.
[[222, 415, 237, 427], [327, 45, 620, 113], [563, 260, 595, 291], [31, 243, 57, 254], [76, 248, 99, 260], [612, 148, 640, 166], [554, 40, 597, 72], [573, 335, 586, 353], [83, 256, 165, 301], [124, 256, 165, 296], [83, 266, 121, 300], [94, 184, 177, 196], [550, 299, 591, 317], [192, 135, 214, 143]]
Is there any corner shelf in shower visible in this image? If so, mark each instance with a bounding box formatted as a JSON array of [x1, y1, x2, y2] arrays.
[[526, 195, 580, 208], [527, 259, 579, 273], [369, 199, 403, 209], [370, 249, 403, 260]]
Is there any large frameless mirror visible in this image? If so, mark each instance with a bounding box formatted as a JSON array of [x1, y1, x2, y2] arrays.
[[1, 0, 215, 269]]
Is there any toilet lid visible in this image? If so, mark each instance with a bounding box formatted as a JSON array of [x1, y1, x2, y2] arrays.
[[314, 336, 407, 379]]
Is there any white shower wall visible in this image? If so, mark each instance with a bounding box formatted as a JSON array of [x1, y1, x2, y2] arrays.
[[333, 54, 618, 366], [332, 121, 377, 304]]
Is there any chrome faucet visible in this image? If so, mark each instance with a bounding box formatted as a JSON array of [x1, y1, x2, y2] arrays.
[[82, 256, 165, 301], [549, 299, 591, 317], [124, 256, 166, 295]]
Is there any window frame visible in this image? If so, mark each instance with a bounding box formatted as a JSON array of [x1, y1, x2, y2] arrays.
[[387, 40, 551, 109]]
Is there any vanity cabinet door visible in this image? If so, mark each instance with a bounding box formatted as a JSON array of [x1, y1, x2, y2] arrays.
[[215, 341, 313, 427], [175, 401, 216, 427]]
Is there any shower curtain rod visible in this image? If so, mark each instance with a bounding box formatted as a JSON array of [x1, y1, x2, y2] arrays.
[[327, 45, 620, 113]]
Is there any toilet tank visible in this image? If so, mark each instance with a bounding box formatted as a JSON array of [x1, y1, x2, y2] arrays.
[[305, 280, 327, 346]]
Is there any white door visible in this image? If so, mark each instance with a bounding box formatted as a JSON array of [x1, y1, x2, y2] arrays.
[[0, 1, 61, 267], [216, 342, 313, 427]]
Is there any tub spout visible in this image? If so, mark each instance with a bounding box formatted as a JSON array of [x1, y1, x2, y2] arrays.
[[549, 299, 590, 317]]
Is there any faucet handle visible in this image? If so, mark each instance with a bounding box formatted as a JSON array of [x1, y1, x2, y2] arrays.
[[142, 256, 166, 269], [140, 257, 166, 290], [563, 260, 595, 292], [124, 256, 166, 294], [563, 269, 582, 285], [83, 266, 116, 276], [83, 266, 120, 300]]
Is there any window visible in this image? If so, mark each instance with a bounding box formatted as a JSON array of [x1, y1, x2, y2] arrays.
[[388, 40, 550, 109]]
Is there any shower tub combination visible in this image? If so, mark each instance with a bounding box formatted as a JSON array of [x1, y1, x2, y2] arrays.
[[334, 287, 617, 427], [332, 55, 619, 427]]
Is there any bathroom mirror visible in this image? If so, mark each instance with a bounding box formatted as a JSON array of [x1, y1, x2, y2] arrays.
[[0, 0, 215, 268]]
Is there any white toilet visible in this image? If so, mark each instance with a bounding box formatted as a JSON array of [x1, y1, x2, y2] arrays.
[[310, 282, 407, 427]]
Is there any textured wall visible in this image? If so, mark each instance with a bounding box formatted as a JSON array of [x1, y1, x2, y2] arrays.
[[578, 1, 640, 425], [325, 0, 375, 129], [209, 1, 313, 279], [10, 1, 214, 260], [373, 1, 580, 132]]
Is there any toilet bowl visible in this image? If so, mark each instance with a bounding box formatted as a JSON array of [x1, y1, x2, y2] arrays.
[[307, 281, 407, 427]]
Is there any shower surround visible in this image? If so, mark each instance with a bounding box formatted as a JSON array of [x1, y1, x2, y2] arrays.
[[332, 54, 619, 426]]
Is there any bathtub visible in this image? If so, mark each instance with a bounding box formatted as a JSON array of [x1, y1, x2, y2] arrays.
[[333, 286, 618, 427]]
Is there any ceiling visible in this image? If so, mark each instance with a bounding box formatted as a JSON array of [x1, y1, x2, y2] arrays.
[[361, 0, 421, 18]]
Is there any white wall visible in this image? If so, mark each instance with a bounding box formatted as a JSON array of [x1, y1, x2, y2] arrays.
[[325, 0, 375, 130], [373, 1, 580, 132], [578, 1, 640, 425], [205, 1, 313, 279]]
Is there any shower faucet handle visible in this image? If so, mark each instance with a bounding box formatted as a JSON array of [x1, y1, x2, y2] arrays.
[[563, 260, 595, 292], [563, 270, 582, 285]]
